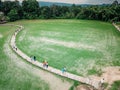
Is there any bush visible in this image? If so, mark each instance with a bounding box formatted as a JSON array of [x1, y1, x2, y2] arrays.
[[8, 9, 19, 21], [110, 81, 120, 90]]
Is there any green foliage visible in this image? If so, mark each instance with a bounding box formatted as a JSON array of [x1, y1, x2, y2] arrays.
[[1, 0, 22, 21], [112, 60, 120, 66], [8, 9, 19, 21], [40, 6, 51, 19], [22, 0, 39, 19], [1, 0, 120, 22], [110, 81, 120, 90], [87, 69, 98, 75], [1, 1, 13, 15], [74, 81, 81, 87], [69, 86, 74, 90], [69, 81, 81, 90]]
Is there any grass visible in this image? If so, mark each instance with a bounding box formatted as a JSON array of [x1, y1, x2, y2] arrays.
[[0, 25, 49, 90], [0, 24, 75, 90], [69, 81, 81, 90], [16, 19, 120, 76], [110, 81, 120, 90], [1, 20, 119, 90]]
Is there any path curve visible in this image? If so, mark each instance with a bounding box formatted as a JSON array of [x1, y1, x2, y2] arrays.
[[10, 24, 120, 90], [10, 24, 100, 89]]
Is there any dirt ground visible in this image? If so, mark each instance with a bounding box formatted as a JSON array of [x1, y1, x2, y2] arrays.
[[89, 66, 120, 90], [76, 85, 95, 90], [101, 67, 120, 84]]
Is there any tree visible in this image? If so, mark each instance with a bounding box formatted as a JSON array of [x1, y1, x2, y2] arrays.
[[22, 0, 39, 19], [40, 6, 51, 19], [1, 0, 120, 22], [1, 1, 13, 15], [60, 6, 69, 18], [70, 4, 81, 18], [0, 0, 2, 11], [50, 5, 60, 18], [112, 0, 119, 6], [12, 0, 23, 19], [8, 9, 19, 21], [1, 0, 22, 19]]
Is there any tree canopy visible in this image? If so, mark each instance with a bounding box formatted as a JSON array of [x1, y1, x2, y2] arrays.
[[0, 0, 120, 22]]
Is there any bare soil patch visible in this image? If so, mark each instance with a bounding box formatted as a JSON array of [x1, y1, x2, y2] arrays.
[[89, 66, 120, 89], [76, 85, 95, 90], [101, 67, 120, 84]]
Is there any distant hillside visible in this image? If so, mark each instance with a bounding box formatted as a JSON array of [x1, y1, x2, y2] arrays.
[[39, 1, 73, 7], [38, 1, 110, 7], [39, 1, 95, 7]]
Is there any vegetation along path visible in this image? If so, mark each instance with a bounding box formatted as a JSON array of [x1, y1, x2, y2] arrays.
[[10, 24, 120, 90]]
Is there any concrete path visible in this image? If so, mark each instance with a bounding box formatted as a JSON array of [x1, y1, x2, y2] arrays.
[[10, 24, 101, 89]]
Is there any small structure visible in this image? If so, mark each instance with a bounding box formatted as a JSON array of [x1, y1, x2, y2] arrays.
[[0, 12, 7, 24]]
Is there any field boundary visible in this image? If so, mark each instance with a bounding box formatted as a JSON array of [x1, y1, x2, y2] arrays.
[[9, 24, 101, 89]]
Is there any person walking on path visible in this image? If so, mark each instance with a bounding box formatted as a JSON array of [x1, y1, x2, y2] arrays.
[[33, 56, 36, 61], [46, 61, 48, 68], [43, 60, 46, 67], [61, 67, 66, 74], [30, 55, 33, 61], [42, 60, 48, 68], [99, 78, 104, 90]]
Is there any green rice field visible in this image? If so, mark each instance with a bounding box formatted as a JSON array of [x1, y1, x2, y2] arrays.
[[16, 20, 120, 76], [0, 25, 50, 90], [0, 23, 73, 90]]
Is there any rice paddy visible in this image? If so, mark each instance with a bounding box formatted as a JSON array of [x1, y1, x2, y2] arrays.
[[16, 20, 120, 76]]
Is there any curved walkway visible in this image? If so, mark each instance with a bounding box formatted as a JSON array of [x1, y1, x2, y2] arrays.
[[10, 24, 103, 89]]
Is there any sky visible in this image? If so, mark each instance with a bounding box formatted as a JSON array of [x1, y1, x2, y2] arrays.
[[2, 0, 120, 4]]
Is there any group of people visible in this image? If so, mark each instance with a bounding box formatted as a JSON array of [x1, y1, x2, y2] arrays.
[[30, 56, 67, 73], [30, 56, 49, 68]]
